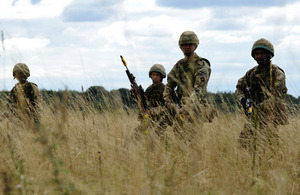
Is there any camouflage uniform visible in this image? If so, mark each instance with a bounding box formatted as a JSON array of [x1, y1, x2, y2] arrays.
[[7, 63, 41, 122], [145, 83, 165, 108], [164, 53, 211, 107], [164, 31, 212, 131], [134, 64, 168, 136], [235, 38, 288, 151], [143, 83, 168, 132]]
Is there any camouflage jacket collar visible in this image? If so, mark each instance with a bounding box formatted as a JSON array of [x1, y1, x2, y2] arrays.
[[184, 53, 198, 62], [16, 80, 29, 87], [151, 82, 164, 88], [256, 60, 272, 72]]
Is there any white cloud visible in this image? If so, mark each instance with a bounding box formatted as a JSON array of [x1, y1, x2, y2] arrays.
[[5, 37, 49, 50], [205, 31, 252, 44], [278, 35, 300, 51], [0, 0, 299, 97], [0, 0, 73, 19], [122, 0, 156, 13]]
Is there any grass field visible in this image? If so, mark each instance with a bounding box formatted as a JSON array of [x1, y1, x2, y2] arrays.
[[0, 95, 299, 194]]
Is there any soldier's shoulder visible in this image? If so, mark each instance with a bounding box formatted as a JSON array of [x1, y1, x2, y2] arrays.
[[28, 82, 38, 86], [10, 85, 17, 94], [145, 85, 153, 93], [175, 58, 185, 66], [272, 64, 285, 74], [158, 83, 165, 91], [11, 83, 18, 89], [25, 82, 39, 91], [196, 56, 210, 67], [237, 66, 258, 82], [245, 65, 259, 75], [169, 59, 185, 74], [27, 82, 38, 87]]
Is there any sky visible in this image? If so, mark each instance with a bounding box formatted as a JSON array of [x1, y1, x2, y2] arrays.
[[0, 0, 300, 97]]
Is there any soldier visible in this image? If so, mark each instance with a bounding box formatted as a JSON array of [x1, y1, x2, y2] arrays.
[[235, 38, 288, 151], [145, 64, 166, 109], [163, 31, 212, 137], [7, 63, 41, 123], [132, 64, 168, 136]]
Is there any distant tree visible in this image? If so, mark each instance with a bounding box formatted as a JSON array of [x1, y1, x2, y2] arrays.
[[1, 88, 299, 114], [117, 88, 135, 108], [84, 86, 111, 110], [208, 91, 238, 112]]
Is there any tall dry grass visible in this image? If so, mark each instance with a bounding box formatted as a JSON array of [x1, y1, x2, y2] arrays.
[[0, 93, 299, 194]]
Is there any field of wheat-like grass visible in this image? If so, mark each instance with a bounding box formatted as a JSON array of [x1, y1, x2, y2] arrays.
[[0, 96, 299, 194]]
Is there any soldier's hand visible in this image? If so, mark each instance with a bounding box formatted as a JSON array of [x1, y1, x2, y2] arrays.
[[130, 87, 138, 100], [130, 87, 135, 94]]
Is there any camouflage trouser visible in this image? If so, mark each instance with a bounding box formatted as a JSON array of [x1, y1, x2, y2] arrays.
[[239, 117, 279, 154], [2, 106, 40, 127], [239, 102, 285, 150], [167, 106, 202, 141]]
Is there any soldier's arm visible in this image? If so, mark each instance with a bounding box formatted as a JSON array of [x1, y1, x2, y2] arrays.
[[7, 86, 17, 105], [235, 75, 247, 103], [163, 67, 178, 108], [29, 83, 41, 108], [272, 67, 287, 100], [5, 86, 18, 115], [194, 59, 211, 103]]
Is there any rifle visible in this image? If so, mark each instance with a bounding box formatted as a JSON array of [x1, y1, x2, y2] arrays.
[[120, 55, 148, 111]]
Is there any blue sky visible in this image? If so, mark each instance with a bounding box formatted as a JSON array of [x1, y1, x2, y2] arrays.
[[0, 0, 299, 97]]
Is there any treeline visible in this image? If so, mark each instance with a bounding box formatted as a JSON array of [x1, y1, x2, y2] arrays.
[[0, 86, 299, 113]]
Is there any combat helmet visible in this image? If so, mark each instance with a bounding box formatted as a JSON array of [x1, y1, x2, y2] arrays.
[[149, 64, 166, 78], [13, 63, 30, 78], [251, 38, 274, 58], [178, 31, 199, 46]]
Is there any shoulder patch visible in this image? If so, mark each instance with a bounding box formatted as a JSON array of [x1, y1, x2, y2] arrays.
[[282, 86, 287, 94]]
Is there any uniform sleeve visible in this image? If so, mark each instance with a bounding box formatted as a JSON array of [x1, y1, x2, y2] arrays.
[[144, 86, 151, 99], [194, 59, 211, 103], [7, 86, 17, 111], [235, 75, 247, 103], [273, 67, 287, 100], [144, 85, 154, 108], [163, 66, 178, 105], [7, 87, 16, 104], [30, 83, 42, 108], [272, 67, 288, 124]]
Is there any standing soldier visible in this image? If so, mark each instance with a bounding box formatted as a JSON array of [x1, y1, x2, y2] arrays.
[[7, 63, 41, 123], [235, 38, 288, 151], [163, 31, 212, 137], [132, 64, 168, 136]]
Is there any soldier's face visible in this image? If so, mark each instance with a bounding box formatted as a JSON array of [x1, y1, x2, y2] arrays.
[[15, 71, 26, 83], [150, 72, 162, 84], [180, 43, 196, 57], [254, 49, 270, 66]]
